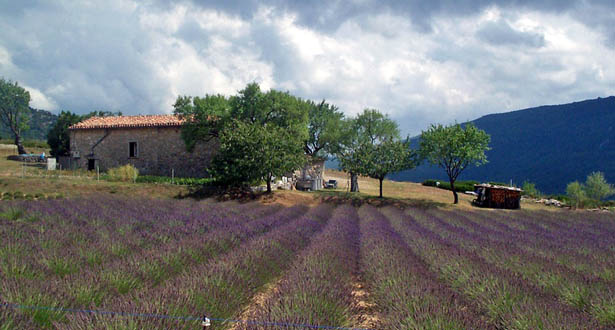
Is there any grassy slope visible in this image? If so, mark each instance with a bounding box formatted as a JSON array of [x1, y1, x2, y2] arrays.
[[0, 146, 554, 211]]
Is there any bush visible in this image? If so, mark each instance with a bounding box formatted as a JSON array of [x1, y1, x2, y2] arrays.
[[107, 164, 139, 182], [566, 181, 586, 209], [522, 181, 541, 198], [585, 172, 614, 201]]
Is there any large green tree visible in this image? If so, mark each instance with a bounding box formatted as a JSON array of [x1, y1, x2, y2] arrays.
[[173, 94, 231, 152], [47, 111, 82, 157], [362, 138, 417, 198], [353, 109, 416, 198], [174, 83, 308, 191], [420, 123, 490, 204], [334, 118, 364, 192], [335, 109, 413, 195], [304, 99, 344, 159], [0, 78, 31, 154]]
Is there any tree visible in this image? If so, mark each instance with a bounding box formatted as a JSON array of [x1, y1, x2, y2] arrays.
[[522, 181, 541, 198], [584, 171, 614, 201], [175, 83, 309, 192], [0, 78, 31, 154], [566, 181, 586, 209], [47, 111, 83, 157], [334, 118, 364, 192], [173, 94, 231, 152], [334, 109, 412, 196], [363, 138, 417, 198], [304, 99, 344, 159], [210, 120, 304, 193], [47, 110, 123, 157], [420, 123, 490, 204]]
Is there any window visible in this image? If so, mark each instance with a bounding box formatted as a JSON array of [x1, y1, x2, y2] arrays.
[[129, 142, 138, 158]]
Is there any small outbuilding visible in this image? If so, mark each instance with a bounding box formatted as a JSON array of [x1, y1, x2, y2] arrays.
[[473, 184, 522, 209]]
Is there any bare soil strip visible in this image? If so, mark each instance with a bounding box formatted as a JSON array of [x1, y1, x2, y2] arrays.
[[226, 278, 282, 330], [349, 276, 381, 329]]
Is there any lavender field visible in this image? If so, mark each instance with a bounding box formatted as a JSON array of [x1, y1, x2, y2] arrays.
[[1, 197, 615, 329]]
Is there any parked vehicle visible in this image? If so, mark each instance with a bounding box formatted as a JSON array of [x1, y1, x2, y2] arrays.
[[325, 179, 338, 189]]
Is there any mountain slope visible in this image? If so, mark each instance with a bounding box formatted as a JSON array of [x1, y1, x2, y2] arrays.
[[0, 108, 58, 141], [390, 96, 615, 194]]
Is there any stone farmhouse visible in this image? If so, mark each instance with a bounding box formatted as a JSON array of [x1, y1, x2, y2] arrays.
[[68, 115, 216, 177]]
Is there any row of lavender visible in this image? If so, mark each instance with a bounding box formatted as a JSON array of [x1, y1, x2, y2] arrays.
[[0, 197, 308, 328], [2, 197, 614, 329]]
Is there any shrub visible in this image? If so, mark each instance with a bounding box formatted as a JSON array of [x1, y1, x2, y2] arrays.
[[107, 164, 139, 182], [585, 172, 614, 201], [522, 181, 541, 198], [566, 181, 586, 209]]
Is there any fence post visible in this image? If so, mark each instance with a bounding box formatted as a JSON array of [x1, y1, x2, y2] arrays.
[[172, 169, 174, 184], [202, 314, 210, 328], [22, 160, 25, 178], [97, 165, 100, 181]]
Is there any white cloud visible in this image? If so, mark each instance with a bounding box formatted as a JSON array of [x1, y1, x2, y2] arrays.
[[23, 85, 59, 111], [0, 1, 613, 135]]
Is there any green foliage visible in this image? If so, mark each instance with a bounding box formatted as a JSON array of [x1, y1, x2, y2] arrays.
[[566, 181, 586, 209], [566, 172, 614, 209], [522, 181, 542, 198], [584, 171, 614, 201], [173, 94, 230, 152], [305, 99, 344, 159], [107, 164, 139, 182], [136, 175, 214, 185], [335, 109, 413, 195], [46, 110, 121, 157], [210, 120, 305, 191], [0, 78, 31, 154], [47, 111, 82, 156], [420, 123, 490, 203], [175, 83, 309, 191]]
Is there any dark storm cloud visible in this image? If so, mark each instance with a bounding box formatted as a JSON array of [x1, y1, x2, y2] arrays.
[[476, 20, 545, 47], [0, 0, 613, 136], [180, 0, 614, 38]]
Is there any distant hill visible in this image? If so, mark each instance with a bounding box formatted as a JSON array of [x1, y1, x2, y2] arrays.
[[0, 108, 58, 141], [390, 96, 615, 195]]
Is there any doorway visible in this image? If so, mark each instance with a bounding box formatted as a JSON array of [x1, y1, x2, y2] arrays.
[[88, 159, 96, 171]]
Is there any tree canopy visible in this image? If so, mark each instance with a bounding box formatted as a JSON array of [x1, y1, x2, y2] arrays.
[[335, 109, 416, 197], [420, 123, 490, 204], [174, 83, 309, 192], [304, 100, 344, 159], [0, 78, 31, 154], [584, 171, 614, 201]]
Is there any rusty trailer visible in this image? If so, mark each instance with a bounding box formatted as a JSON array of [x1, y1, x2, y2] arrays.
[[473, 184, 522, 209]]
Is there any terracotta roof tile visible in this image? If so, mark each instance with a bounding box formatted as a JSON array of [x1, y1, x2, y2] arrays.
[[69, 115, 185, 129]]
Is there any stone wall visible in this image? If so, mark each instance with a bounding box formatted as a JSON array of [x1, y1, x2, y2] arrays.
[[69, 127, 217, 177]]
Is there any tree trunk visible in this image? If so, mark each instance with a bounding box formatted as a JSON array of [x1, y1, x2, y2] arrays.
[[266, 175, 272, 193], [450, 179, 458, 204], [350, 172, 359, 192], [15, 134, 27, 155], [379, 177, 383, 198]]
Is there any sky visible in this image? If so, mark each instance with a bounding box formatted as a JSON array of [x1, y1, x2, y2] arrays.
[[1, 0, 614, 136]]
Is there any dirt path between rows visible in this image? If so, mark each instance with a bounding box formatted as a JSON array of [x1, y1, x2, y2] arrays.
[[226, 278, 282, 330], [350, 276, 381, 329]]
